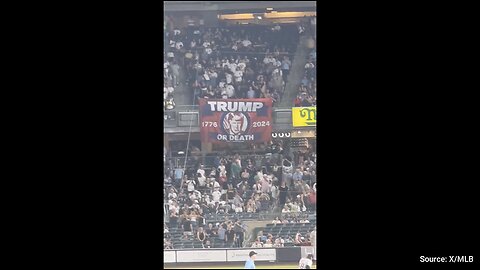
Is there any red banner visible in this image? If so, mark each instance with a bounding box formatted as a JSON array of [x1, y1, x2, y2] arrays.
[[199, 98, 273, 143]]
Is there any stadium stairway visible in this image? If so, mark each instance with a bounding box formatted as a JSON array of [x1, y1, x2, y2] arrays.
[[243, 220, 270, 246], [172, 59, 193, 107], [279, 35, 312, 108]]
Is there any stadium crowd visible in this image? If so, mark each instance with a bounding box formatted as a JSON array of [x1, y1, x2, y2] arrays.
[[165, 23, 305, 106], [163, 17, 317, 251], [164, 51, 178, 110], [294, 36, 316, 107], [164, 138, 317, 249]]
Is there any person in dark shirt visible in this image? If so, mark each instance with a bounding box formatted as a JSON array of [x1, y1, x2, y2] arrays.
[[197, 227, 206, 244], [225, 224, 236, 248], [205, 223, 217, 237], [233, 220, 245, 247], [278, 181, 289, 210], [183, 219, 193, 234], [197, 213, 205, 228]]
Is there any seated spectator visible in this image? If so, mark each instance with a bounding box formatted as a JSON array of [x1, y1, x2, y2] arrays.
[[263, 239, 273, 247], [164, 238, 173, 249], [272, 216, 282, 224], [204, 239, 213, 248], [196, 227, 206, 243], [251, 239, 263, 248], [294, 233, 303, 245], [274, 237, 284, 247], [164, 94, 175, 110]]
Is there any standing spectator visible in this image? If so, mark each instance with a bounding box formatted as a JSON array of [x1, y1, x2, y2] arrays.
[[218, 223, 226, 242], [197, 173, 206, 190], [246, 86, 256, 99], [234, 219, 245, 247], [281, 56, 291, 82], [197, 164, 205, 177], [278, 181, 288, 210], [182, 216, 193, 236], [225, 224, 236, 248], [186, 177, 196, 192], [171, 61, 180, 86], [205, 223, 217, 237]]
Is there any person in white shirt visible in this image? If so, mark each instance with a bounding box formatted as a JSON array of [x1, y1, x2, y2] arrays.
[[189, 192, 198, 201], [229, 62, 237, 73], [251, 240, 263, 248], [218, 162, 226, 171], [263, 56, 271, 65], [299, 254, 314, 269], [213, 179, 221, 190], [198, 174, 206, 189], [226, 84, 235, 98], [197, 165, 205, 177], [164, 87, 169, 100], [222, 59, 229, 69], [242, 39, 252, 47], [272, 217, 282, 224], [209, 70, 218, 79], [263, 239, 273, 248], [226, 73, 233, 84], [167, 86, 174, 96], [234, 68, 243, 83], [168, 191, 177, 201], [212, 190, 222, 203], [186, 179, 196, 192], [305, 62, 315, 69]]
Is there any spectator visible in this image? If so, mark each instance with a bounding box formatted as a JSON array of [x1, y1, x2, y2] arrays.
[[186, 177, 196, 192], [205, 223, 217, 237], [196, 227, 206, 244], [272, 217, 282, 224], [263, 239, 273, 248], [225, 224, 236, 248], [278, 181, 288, 210], [204, 239, 213, 248], [294, 233, 303, 245], [218, 223, 226, 242], [274, 237, 284, 248], [197, 164, 205, 176], [182, 215, 193, 236], [251, 239, 263, 248], [281, 56, 291, 82]]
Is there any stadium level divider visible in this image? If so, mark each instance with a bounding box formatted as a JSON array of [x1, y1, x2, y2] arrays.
[[164, 247, 316, 263]]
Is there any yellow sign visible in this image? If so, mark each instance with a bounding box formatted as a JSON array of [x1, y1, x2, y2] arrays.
[[292, 107, 316, 127]]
